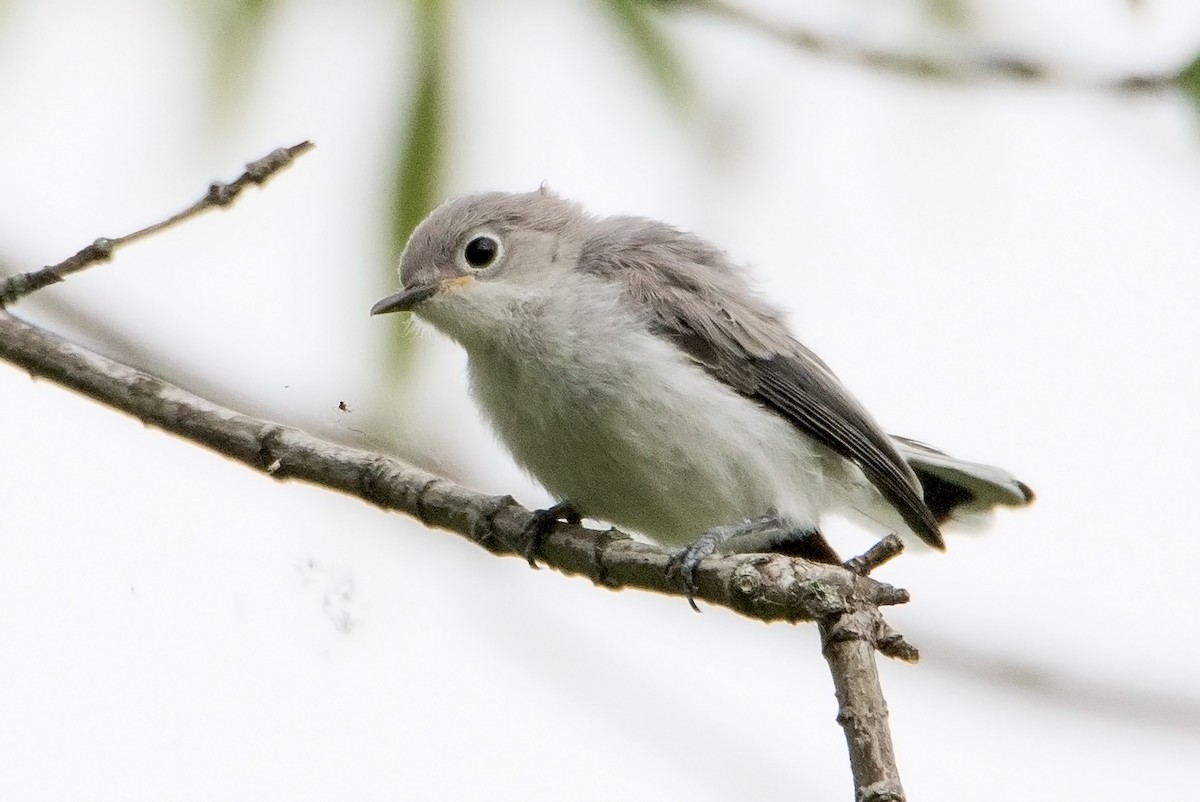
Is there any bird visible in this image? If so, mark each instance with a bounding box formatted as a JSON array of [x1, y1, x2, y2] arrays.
[[372, 188, 1033, 601]]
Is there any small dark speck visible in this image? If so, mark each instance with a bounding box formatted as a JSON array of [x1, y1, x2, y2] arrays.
[[338, 401, 350, 412]]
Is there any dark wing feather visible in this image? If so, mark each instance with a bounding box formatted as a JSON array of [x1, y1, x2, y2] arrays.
[[578, 217, 944, 548], [750, 355, 942, 545]]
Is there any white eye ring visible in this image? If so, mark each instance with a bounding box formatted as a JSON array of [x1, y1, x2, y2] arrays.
[[463, 234, 501, 269]]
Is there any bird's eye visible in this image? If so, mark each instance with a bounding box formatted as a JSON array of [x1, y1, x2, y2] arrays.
[[464, 235, 500, 268]]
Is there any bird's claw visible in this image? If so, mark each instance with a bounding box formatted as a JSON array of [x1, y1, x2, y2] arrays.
[[666, 536, 722, 613], [521, 501, 581, 568]]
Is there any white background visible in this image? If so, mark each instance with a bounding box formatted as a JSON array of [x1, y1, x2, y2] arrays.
[[1, 1, 1198, 799]]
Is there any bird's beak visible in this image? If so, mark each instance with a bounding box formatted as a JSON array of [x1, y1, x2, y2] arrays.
[[370, 284, 439, 316], [371, 275, 476, 316]]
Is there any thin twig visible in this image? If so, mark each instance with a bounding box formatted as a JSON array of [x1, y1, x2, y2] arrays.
[[0, 141, 315, 308], [676, 0, 1191, 91], [844, 533, 905, 576]]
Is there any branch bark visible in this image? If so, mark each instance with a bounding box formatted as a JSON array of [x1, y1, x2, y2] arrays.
[[822, 608, 907, 801], [0, 308, 913, 626]]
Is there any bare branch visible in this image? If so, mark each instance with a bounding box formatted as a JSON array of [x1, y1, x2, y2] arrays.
[[0, 308, 913, 627], [1, 305, 921, 802], [675, 0, 1190, 91], [0, 143, 921, 799], [821, 606, 909, 801], [0, 141, 315, 308]]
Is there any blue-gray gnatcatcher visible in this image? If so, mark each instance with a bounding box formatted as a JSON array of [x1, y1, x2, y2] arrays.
[[372, 189, 1033, 595]]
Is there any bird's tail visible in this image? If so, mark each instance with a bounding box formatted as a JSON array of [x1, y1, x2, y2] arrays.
[[891, 436, 1035, 526]]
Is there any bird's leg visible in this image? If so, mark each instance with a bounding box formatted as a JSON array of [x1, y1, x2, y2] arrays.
[[667, 515, 784, 611], [521, 500, 582, 568]]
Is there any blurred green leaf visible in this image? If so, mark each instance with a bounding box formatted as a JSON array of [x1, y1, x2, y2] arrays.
[[194, 0, 277, 118], [1178, 52, 1200, 114], [381, 0, 449, 374], [924, 0, 967, 27], [389, 0, 448, 260], [599, 0, 694, 114]]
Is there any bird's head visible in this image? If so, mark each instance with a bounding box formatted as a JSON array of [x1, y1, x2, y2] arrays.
[[371, 188, 588, 345]]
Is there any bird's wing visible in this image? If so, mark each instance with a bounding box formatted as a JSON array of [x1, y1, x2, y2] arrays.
[[578, 218, 943, 547]]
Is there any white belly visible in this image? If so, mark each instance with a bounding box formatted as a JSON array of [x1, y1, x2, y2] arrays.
[[461, 289, 846, 546]]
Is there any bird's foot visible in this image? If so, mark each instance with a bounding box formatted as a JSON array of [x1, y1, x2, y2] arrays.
[[521, 500, 582, 568], [666, 534, 724, 612], [667, 516, 783, 612]]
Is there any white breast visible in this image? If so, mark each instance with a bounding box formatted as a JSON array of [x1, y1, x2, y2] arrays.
[[429, 270, 851, 547]]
